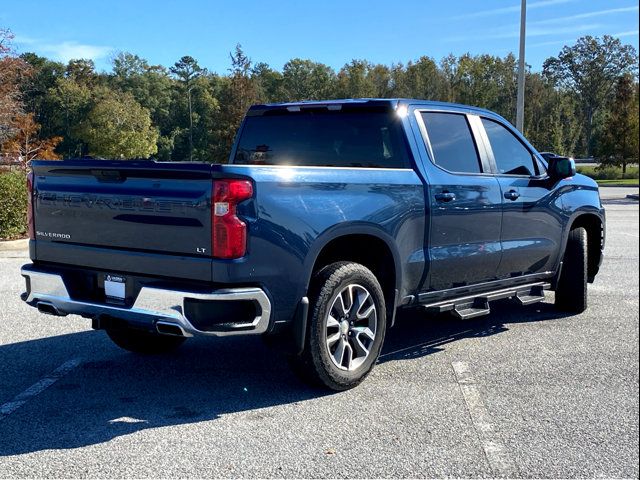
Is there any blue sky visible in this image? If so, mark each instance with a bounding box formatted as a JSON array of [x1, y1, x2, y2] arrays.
[[3, 0, 639, 73]]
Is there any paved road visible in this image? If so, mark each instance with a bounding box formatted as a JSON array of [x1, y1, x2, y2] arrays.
[[599, 185, 639, 200], [0, 193, 637, 478]]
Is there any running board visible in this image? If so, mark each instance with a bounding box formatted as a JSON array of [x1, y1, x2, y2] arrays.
[[451, 300, 490, 320], [422, 282, 550, 320]]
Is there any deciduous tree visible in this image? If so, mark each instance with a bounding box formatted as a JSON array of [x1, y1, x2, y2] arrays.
[[42, 77, 92, 157], [214, 45, 259, 161], [543, 35, 638, 156], [19, 53, 65, 136], [336, 60, 376, 98], [252, 62, 284, 102], [65, 58, 97, 85], [79, 91, 158, 159], [282, 59, 336, 101], [111, 53, 174, 157], [596, 74, 639, 175], [0, 29, 31, 144], [1, 112, 61, 168]]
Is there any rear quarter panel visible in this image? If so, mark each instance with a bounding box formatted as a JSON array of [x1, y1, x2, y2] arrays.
[[213, 165, 426, 324]]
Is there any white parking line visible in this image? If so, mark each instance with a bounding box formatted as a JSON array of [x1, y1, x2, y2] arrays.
[[0, 358, 82, 421], [451, 360, 517, 478]]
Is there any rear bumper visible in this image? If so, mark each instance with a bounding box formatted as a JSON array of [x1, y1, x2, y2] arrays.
[[21, 265, 271, 337]]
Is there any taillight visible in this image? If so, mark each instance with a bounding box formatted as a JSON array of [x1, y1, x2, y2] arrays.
[[26, 171, 35, 240], [212, 179, 253, 259]]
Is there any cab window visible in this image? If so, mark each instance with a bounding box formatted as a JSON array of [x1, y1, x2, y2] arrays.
[[421, 112, 482, 174], [481, 118, 537, 176]]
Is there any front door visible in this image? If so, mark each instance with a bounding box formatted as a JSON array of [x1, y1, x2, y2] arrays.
[[479, 117, 563, 279]]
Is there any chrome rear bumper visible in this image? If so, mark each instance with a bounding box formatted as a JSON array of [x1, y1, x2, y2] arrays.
[[21, 266, 271, 337]]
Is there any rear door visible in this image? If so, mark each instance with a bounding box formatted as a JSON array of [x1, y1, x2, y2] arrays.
[[415, 110, 503, 292], [478, 117, 563, 279]]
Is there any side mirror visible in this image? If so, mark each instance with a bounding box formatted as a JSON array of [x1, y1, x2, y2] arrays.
[[544, 154, 576, 180]]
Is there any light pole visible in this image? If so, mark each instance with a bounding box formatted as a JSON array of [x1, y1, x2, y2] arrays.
[[188, 84, 194, 162], [516, 0, 526, 132]]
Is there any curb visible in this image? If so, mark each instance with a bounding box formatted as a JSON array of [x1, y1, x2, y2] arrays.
[[0, 238, 28, 251], [597, 184, 640, 187]]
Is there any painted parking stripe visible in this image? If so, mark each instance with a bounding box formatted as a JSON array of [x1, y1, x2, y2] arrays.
[[0, 358, 82, 420], [451, 360, 517, 478]]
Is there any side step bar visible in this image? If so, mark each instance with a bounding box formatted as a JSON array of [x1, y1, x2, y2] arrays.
[[450, 300, 490, 320], [422, 282, 550, 320]]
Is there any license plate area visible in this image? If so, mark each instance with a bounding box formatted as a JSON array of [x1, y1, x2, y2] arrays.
[[104, 274, 126, 302]]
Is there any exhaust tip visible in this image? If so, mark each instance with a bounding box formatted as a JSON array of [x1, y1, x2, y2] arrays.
[[37, 302, 64, 316], [156, 321, 186, 337]]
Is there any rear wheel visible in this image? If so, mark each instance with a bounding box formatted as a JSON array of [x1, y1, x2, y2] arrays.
[[555, 227, 588, 313], [106, 326, 186, 354], [289, 262, 386, 391]]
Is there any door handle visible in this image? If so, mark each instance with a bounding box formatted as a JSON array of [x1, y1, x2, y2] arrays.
[[504, 190, 520, 201], [435, 192, 456, 203]]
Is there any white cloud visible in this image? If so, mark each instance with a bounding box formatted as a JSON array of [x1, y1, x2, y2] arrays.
[[528, 39, 575, 48], [612, 30, 640, 38], [507, 23, 603, 39], [453, 0, 575, 20], [530, 5, 639, 25], [528, 29, 639, 48], [42, 41, 112, 63], [447, 23, 603, 42], [13, 34, 38, 45], [12, 35, 112, 63]]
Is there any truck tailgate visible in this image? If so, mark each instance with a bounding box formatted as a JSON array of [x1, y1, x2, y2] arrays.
[[32, 160, 212, 257]]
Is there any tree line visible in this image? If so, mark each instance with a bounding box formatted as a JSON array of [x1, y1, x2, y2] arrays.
[[1, 28, 638, 170]]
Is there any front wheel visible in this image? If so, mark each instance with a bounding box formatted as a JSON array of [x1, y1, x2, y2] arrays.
[[289, 262, 387, 391], [106, 326, 186, 354], [555, 227, 588, 313]]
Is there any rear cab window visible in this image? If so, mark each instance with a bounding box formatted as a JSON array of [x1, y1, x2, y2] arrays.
[[419, 112, 483, 174], [233, 109, 411, 168]]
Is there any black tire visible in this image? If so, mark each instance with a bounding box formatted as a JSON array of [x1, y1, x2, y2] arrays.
[[289, 261, 387, 391], [106, 327, 186, 354], [555, 227, 588, 313]]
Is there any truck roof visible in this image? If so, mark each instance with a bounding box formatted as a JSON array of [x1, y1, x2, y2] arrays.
[[249, 98, 501, 118]]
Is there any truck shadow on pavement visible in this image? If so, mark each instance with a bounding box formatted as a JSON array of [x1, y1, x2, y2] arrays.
[[0, 300, 571, 456], [380, 299, 572, 363]]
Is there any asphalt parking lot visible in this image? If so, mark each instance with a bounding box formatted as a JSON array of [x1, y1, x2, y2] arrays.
[[0, 187, 638, 478]]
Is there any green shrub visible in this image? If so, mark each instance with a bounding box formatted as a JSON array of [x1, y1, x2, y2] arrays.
[[593, 166, 622, 180], [0, 171, 28, 240], [577, 165, 640, 180]]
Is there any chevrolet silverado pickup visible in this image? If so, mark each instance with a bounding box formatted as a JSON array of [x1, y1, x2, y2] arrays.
[[21, 99, 605, 390]]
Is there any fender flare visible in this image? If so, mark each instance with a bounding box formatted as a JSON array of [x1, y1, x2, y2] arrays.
[[301, 222, 403, 305], [554, 208, 605, 285]]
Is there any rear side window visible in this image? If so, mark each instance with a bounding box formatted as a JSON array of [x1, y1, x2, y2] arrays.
[[233, 111, 410, 168], [421, 112, 482, 174], [481, 118, 536, 176]]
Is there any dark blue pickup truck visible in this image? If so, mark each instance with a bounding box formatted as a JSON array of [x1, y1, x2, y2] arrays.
[[21, 99, 605, 390]]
